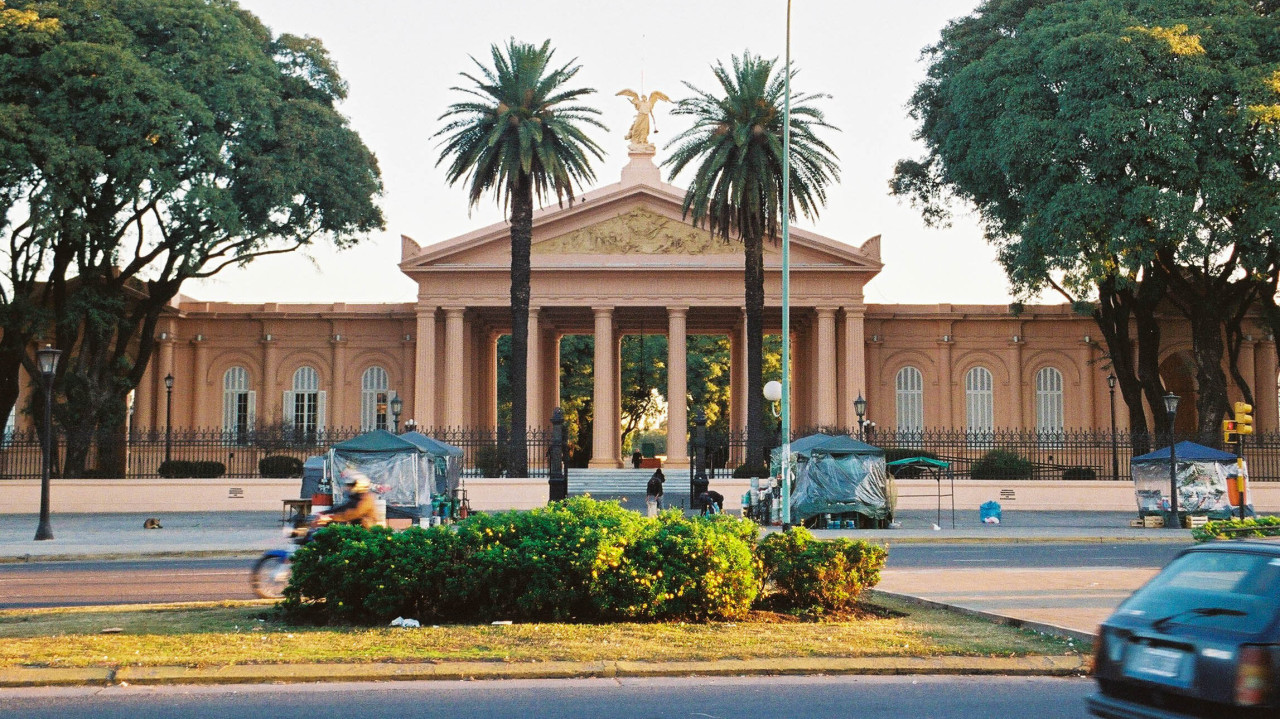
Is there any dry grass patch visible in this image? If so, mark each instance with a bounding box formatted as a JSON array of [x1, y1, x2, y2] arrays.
[[0, 596, 1082, 669]]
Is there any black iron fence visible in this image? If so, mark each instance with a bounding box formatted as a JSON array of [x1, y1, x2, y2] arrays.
[[704, 427, 1280, 482], [0, 426, 558, 480]]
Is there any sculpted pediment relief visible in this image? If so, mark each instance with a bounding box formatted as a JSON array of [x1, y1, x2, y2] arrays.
[[534, 208, 738, 255]]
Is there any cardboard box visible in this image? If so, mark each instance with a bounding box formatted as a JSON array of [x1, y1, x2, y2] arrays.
[[1143, 515, 1166, 528], [1185, 515, 1209, 529]]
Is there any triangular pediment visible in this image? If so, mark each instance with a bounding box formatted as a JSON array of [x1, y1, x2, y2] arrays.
[[401, 155, 883, 273]]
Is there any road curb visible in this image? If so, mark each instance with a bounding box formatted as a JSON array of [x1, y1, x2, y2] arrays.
[[871, 590, 1098, 644], [0, 655, 1088, 688]]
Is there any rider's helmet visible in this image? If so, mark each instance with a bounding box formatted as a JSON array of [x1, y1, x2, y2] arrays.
[[341, 469, 371, 493]]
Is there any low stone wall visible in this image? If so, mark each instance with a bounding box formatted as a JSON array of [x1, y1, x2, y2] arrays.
[[3, 477, 1278, 514]]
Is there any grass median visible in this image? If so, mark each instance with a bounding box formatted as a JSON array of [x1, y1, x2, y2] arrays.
[[0, 594, 1084, 669]]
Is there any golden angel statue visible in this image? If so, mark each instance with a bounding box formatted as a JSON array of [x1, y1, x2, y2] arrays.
[[617, 89, 671, 147]]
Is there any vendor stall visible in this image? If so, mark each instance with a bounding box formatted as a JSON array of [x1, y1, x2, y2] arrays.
[[1130, 441, 1248, 520], [772, 434, 895, 527], [327, 429, 463, 522]]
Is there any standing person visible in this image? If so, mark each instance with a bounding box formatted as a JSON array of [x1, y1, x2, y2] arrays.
[[645, 468, 665, 517]]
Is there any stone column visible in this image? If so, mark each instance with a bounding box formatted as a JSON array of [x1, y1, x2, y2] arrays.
[[330, 333, 347, 429], [1238, 339, 1257, 404], [1255, 341, 1278, 431], [414, 307, 437, 429], [937, 338, 953, 428], [541, 327, 560, 424], [191, 335, 208, 428], [443, 307, 466, 427], [1078, 340, 1096, 430], [526, 307, 541, 430], [261, 332, 277, 425], [815, 307, 838, 427], [154, 331, 176, 429], [666, 306, 690, 468], [842, 305, 866, 427], [1007, 339, 1024, 429], [589, 307, 619, 467]]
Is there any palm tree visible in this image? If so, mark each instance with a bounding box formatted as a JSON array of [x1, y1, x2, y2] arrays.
[[436, 39, 605, 478], [664, 52, 839, 470]]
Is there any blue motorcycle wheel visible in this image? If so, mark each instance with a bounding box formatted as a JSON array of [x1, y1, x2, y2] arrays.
[[251, 554, 291, 599]]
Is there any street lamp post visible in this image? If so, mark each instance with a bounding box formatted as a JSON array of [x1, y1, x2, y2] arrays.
[[164, 373, 174, 464], [404, 418, 417, 434], [390, 395, 403, 433], [1163, 392, 1181, 528], [34, 345, 62, 541], [779, 0, 794, 530], [854, 393, 867, 441], [1106, 374, 1119, 481]]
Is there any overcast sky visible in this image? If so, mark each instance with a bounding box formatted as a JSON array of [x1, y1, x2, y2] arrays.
[[186, 0, 1021, 307]]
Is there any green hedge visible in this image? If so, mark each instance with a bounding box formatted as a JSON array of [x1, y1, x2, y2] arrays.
[[759, 527, 887, 612], [280, 498, 888, 625], [733, 463, 770, 479], [1192, 515, 1280, 543], [1062, 466, 1098, 481], [970, 449, 1033, 479], [157, 460, 226, 478], [259, 455, 304, 478]]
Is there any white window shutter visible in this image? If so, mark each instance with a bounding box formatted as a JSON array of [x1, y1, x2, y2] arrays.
[[223, 391, 235, 432], [317, 390, 327, 431], [282, 390, 295, 428], [246, 391, 257, 428]]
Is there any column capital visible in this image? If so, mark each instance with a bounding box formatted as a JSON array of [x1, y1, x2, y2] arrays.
[[815, 306, 839, 317], [667, 305, 690, 317], [443, 305, 466, 317], [843, 305, 867, 318], [591, 305, 614, 316]]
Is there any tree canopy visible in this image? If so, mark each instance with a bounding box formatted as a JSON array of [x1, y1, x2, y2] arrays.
[[0, 0, 384, 473], [893, 0, 1280, 442]]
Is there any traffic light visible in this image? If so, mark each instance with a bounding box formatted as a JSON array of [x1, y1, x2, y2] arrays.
[[1223, 419, 1238, 445], [1235, 402, 1254, 436]]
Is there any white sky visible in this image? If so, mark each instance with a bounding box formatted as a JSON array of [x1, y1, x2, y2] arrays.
[[188, 0, 1022, 307]]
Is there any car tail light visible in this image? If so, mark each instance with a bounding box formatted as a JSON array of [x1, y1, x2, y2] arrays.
[[1235, 645, 1273, 707]]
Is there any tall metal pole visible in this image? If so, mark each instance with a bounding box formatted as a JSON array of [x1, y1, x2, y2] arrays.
[[779, 0, 793, 528], [164, 374, 174, 464], [34, 345, 61, 541]]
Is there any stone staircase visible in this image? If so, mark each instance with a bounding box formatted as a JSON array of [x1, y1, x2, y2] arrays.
[[568, 468, 683, 496]]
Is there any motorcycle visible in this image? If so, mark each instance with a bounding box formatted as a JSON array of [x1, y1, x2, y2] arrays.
[[250, 520, 311, 599]]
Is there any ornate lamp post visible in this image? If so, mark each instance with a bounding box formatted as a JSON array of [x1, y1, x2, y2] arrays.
[[34, 345, 61, 541], [390, 395, 403, 433], [854, 393, 867, 441], [404, 418, 417, 434], [164, 373, 174, 464], [1163, 392, 1181, 528], [1106, 374, 1119, 481]]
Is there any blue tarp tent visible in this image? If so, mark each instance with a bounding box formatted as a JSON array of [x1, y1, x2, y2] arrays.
[[772, 433, 894, 523], [1131, 441, 1244, 518]]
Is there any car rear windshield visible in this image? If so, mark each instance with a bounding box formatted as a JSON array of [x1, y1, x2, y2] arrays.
[[1119, 549, 1280, 634]]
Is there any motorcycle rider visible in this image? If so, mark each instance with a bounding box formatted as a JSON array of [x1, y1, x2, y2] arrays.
[[317, 469, 378, 529]]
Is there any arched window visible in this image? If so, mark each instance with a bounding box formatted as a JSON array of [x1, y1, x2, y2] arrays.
[[895, 366, 925, 434], [965, 366, 995, 439], [222, 366, 255, 443], [1036, 367, 1065, 438], [360, 366, 396, 431], [284, 366, 325, 436]]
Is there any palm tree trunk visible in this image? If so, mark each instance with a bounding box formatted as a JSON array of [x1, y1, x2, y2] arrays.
[[744, 232, 765, 469], [507, 176, 532, 477]]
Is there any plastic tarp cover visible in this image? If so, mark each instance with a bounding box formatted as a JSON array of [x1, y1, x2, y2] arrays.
[[790, 452, 894, 521], [328, 450, 431, 517], [1132, 460, 1232, 517]]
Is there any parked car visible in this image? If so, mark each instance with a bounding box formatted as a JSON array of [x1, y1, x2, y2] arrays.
[[1089, 538, 1280, 718]]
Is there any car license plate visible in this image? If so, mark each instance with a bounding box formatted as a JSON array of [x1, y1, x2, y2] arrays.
[[1125, 646, 1191, 686]]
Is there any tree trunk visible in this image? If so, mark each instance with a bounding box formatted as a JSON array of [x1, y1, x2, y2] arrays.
[[1093, 276, 1154, 453], [506, 177, 531, 477], [1188, 305, 1231, 445], [743, 230, 766, 470]]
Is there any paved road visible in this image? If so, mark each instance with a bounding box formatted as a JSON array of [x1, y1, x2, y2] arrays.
[[0, 676, 1094, 719], [0, 542, 1189, 609]]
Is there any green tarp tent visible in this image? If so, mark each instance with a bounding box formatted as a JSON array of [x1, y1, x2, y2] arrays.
[[327, 429, 461, 518]]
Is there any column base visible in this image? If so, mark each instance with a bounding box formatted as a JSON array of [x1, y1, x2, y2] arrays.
[[662, 457, 691, 470], [588, 458, 624, 469]]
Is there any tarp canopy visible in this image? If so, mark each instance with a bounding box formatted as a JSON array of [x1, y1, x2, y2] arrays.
[[773, 434, 895, 521], [887, 457, 950, 468], [327, 430, 461, 516], [1130, 442, 1244, 518], [1133, 441, 1237, 464]]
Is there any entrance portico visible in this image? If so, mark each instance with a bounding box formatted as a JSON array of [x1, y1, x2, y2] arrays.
[[399, 149, 884, 468]]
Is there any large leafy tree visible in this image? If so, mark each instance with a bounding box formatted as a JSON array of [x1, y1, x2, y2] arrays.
[[0, 0, 384, 474], [665, 52, 838, 468], [893, 0, 1280, 443], [436, 39, 604, 477]]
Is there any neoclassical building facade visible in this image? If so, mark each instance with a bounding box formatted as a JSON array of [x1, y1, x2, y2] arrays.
[[100, 150, 1277, 469]]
